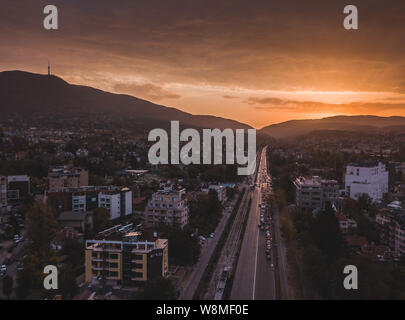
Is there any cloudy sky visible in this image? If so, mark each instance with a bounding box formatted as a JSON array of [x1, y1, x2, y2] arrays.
[[1, 0, 405, 127]]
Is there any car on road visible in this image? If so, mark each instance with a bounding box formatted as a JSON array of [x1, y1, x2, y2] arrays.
[[266, 254, 271, 261], [17, 263, 24, 272], [209, 233, 215, 238], [1, 264, 6, 273], [270, 263, 274, 270]]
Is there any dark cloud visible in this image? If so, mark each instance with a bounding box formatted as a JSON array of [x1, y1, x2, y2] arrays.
[[223, 95, 240, 99], [247, 97, 290, 105], [249, 97, 405, 114], [114, 82, 181, 101], [1, 0, 405, 127], [1, 0, 405, 92]]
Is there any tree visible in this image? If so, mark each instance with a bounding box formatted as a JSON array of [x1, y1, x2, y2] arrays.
[[142, 277, 177, 299], [58, 264, 79, 299], [310, 204, 344, 261], [15, 254, 46, 299], [22, 202, 59, 297], [62, 239, 84, 266], [274, 188, 287, 211], [2, 275, 13, 298], [157, 226, 200, 266], [280, 215, 294, 241], [93, 207, 111, 233], [189, 190, 222, 235], [16, 271, 33, 299], [26, 201, 58, 262]]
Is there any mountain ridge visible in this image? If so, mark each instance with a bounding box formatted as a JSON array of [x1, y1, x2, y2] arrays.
[[259, 115, 405, 139], [0, 70, 251, 132], [2, 70, 405, 139]]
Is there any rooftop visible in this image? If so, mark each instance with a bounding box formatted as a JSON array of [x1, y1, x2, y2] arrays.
[[57, 211, 92, 222], [295, 176, 338, 186], [347, 160, 381, 168], [90, 224, 166, 245]]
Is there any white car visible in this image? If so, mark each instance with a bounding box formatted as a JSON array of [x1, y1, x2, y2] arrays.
[[1, 264, 6, 272]]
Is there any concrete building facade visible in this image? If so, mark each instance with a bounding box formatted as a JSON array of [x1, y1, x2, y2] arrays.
[[294, 176, 340, 210], [145, 187, 189, 228], [98, 188, 133, 220], [48, 166, 88, 192], [85, 225, 168, 286], [345, 161, 388, 202], [0, 176, 8, 215]]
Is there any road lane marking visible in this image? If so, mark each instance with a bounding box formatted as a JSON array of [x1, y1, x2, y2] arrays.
[[253, 149, 265, 300]]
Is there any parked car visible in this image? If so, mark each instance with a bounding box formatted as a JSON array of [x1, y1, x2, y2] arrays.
[[17, 263, 24, 272]]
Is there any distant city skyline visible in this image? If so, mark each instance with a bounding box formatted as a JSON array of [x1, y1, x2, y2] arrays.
[[1, 0, 405, 128]]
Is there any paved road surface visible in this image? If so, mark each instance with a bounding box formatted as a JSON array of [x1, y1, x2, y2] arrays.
[[179, 194, 239, 300], [230, 147, 276, 300]]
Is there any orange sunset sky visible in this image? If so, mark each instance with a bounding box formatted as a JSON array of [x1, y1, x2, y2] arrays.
[[1, 0, 405, 128]]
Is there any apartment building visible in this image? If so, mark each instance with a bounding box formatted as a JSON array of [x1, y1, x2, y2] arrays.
[[48, 166, 88, 192], [48, 186, 132, 220], [345, 161, 388, 202], [57, 211, 93, 235], [144, 187, 189, 228], [376, 207, 405, 257], [201, 184, 227, 204], [335, 213, 358, 234], [0, 176, 8, 215], [85, 225, 168, 286], [7, 175, 30, 204], [98, 188, 133, 220], [294, 176, 340, 210]]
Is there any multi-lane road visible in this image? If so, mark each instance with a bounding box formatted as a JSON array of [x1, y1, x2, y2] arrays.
[[180, 145, 288, 300], [230, 146, 277, 300], [179, 192, 240, 300]]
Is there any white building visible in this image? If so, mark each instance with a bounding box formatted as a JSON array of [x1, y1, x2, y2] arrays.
[[72, 194, 88, 212], [98, 188, 132, 220], [345, 161, 388, 202], [336, 213, 357, 234], [202, 185, 227, 204]]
